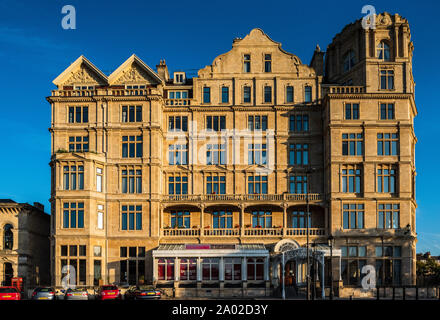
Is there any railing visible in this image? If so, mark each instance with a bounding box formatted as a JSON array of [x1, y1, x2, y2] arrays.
[[203, 228, 240, 236], [325, 86, 365, 94], [53, 90, 96, 97], [162, 193, 322, 202], [162, 228, 200, 237], [285, 228, 326, 236], [165, 99, 191, 106], [161, 227, 325, 237], [244, 228, 283, 236]]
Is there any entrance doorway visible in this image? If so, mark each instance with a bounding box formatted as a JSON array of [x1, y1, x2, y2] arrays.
[[284, 260, 298, 297], [3, 263, 13, 286]]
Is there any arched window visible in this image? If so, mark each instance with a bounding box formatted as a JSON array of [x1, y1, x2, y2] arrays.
[[343, 50, 356, 72], [4, 224, 13, 250], [377, 42, 391, 61]]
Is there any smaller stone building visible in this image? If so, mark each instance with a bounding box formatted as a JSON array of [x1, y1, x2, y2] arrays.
[[0, 199, 50, 290]]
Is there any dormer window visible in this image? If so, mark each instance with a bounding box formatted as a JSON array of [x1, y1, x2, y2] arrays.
[[243, 54, 251, 73], [74, 85, 94, 90], [174, 72, 186, 84], [377, 42, 391, 61], [264, 54, 272, 72], [343, 50, 356, 72]]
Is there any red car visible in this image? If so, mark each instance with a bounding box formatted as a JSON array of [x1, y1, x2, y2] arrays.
[[0, 287, 21, 300], [97, 285, 121, 300]]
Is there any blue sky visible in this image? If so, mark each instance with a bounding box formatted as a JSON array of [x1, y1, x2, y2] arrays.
[[0, 0, 438, 253]]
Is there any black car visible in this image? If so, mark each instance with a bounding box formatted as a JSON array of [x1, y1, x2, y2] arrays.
[[124, 285, 161, 300]]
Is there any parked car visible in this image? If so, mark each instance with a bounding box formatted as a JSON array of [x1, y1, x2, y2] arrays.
[[31, 287, 56, 300], [96, 285, 121, 300], [64, 288, 89, 300], [0, 287, 21, 300], [124, 285, 161, 300]]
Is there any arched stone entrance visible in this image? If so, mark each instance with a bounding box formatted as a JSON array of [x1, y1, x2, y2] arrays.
[[272, 240, 325, 299]]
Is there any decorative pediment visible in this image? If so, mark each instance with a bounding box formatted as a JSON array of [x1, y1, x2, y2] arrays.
[[108, 54, 163, 85], [53, 55, 108, 88]]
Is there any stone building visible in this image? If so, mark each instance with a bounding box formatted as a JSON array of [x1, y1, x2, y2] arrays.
[[47, 12, 417, 298], [0, 200, 50, 290]]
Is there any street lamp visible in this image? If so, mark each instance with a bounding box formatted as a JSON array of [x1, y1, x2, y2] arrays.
[[305, 166, 316, 300], [327, 235, 334, 300]]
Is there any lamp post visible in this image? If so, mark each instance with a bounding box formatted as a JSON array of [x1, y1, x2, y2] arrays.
[[305, 166, 315, 300], [328, 235, 334, 300]]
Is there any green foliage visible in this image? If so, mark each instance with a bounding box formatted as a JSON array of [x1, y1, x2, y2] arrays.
[[417, 255, 440, 286]]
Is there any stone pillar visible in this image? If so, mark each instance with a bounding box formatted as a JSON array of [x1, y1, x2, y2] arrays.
[[200, 205, 205, 233], [283, 204, 287, 236], [240, 205, 245, 236], [219, 257, 224, 281], [152, 258, 157, 284]]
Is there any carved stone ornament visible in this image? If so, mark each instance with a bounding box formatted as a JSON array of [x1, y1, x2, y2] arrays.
[[116, 63, 150, 84], [64, 65, 101, 85]]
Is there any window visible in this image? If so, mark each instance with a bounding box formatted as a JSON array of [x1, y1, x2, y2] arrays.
[[380, 103, 395, 120], [202, 258, 219, 280], [243, 86, 251, 103], [97, 205, 104, 230], [168, 116, 188, 132], [96, 168, 103, 192], [206, 116, 226, 131], [264, 54, 272, 72], [63, 202, 84, 229], [345, 103, 359, 120], [380, 70, 394, 90], [212, 211, 232, 229], [377, 133, 399, 155], [203, 87, 211, 103], [157, 258, 174, 281], [206, 143, 226, 165], [248, 115, 267, 131], [343, 204, 365, 229], [94, 246, 102, 257], [225, 258, 241, 281], [206, 174, 226, 194], [122, 106, 142, 122], [248, 143, 267, 165], [180, 258, 197, 281], [118, 246, 146, 285], [243, 54, 251, 73], [252, 211, 272, 228], [171, 211, 190, 228], [343, 50, 356, 72], [247, 258, 264, 280], [221, 86, 229, 103], [341, 246, 367, 286], [248, 175, 268, 194], [289, 115, 309, 132], [289, 144, 309, 165], [69, 136, 89, 152], [342, 133, 363, 156], [290, 210, 310, 228], [60, 245, 87, 286], [168, 91, 189, 105], [378, 204, 400, 229], [63, 164, 84, 190], [377, 165, 397, 193], [375, 246, 402, 285], [168, 144, 188, 165], [122, 135, 143, 158], [289, 175, 307, 194], [341, 165, 362, 193], [122, 167, 142, 193], [377, 42, 391, 61], [286, 86, 294, 103], [168, 175, 188, 195], [121, 205, 142, 231], [68, 106, 88, 123], [3, 224, 13, 250], [264, 86, 272, 103], [304, 86, 312, 103]]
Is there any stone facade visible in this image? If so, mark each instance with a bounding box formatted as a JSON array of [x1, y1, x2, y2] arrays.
[[0, 200, 50, 290], [47, 12, 417, 297]]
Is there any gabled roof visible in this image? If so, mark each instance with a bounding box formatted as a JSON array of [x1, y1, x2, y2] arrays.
[[108, 54, 163, 85], [52, 55, 108, 87]]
